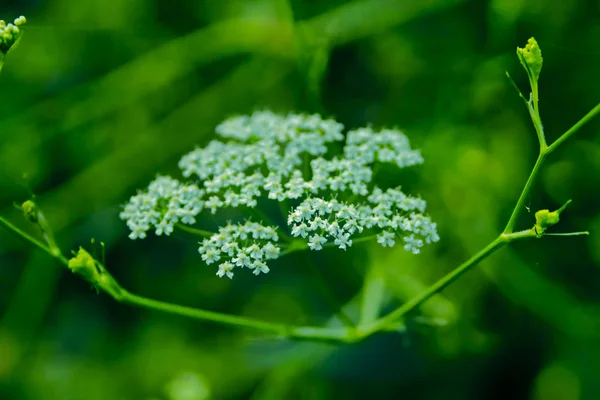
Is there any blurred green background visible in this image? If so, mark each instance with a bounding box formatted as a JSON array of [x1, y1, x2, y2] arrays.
[[1, 0, 600, 399]]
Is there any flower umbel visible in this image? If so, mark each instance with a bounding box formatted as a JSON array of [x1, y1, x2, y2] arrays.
[[198, 221, 280, 278], [121, 111, 439, 277]]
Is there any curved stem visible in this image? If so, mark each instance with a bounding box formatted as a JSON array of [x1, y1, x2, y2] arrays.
[[120, 290, 290, 334], [0, 215, 350, 342], [119, 289, 351, 341]]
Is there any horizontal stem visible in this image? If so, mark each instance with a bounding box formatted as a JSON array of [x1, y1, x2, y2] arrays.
[[320, 234, 378, 249], [176, 224, 215, 238], [288, 325, 353, 342], [121, 291, 287, 334], [544, 231, 589, 236]]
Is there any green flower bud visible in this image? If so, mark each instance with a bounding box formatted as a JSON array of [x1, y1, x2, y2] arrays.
[[533, 200, 571, 237], [21, 200, 39, 223], [0, 15, 26, 55], [517, 38, 543, 83], [535, 209, 559, 229], [68, 247, 102, 284], [14, 16, 26, 27], [68, 247, 124, 298]]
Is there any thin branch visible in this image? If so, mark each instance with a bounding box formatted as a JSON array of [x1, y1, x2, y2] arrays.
[[546, 102, 600, 155], [175, 224, 215, 238], [0, 216, 68, 264], [503, 152, 546, 234], [544, 231, 589, 236], [0, 215, 351, 342], [358, 236, 508, 337]]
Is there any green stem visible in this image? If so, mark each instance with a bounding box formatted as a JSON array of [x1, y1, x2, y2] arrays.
[[0, 216, 68, 264], [503, 152, 546, 234], [0, 215, 350, 342], [176, 224, 215, 238], [504, 102, 600, 234], [279, 234, 378, 256], [530, 82, 546, 148], [118, 290, 352, 341], [360, 100, 600, 338], [121, 291, 286, 334], [505, 72, 529, 107], [322, 234, 378, 248], [544, 231, 589, 236], [546, 102, 600, 155], [358, 235, 509, 337], [120, 290, 352, 341]]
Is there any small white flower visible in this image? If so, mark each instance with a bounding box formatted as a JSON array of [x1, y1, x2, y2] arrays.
[[232, 251, 250, 267], [252, 261, 270, 275], [291, 223, 309, 238], [221, 242, 238, 256], [201, 249, 220, 264], [334, 233, 352, 250], [377, 231, 396, 247], [206, 196, 223, 214], [263, 242, 280, 259], [217, 262, 235, 279], [246, 244, 264, 260], [308, 234, 327, 251]]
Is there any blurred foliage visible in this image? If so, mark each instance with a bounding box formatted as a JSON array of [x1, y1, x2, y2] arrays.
[[1, 0, 600, 399]]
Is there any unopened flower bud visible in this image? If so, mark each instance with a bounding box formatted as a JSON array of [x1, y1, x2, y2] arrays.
[[517, 38, 543, 83], [21, 200, 39, 223], [68, 248, 101, 283]]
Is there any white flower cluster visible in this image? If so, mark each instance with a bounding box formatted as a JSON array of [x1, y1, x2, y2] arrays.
[[177, 111, 346, 212], [119, 176, 204, 239], [345, 127, 424, 167], [0, 16, 26, 54], [198, 221, 280, 278], [287, 187, 439, 254], [121, 111, 439, 277]]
